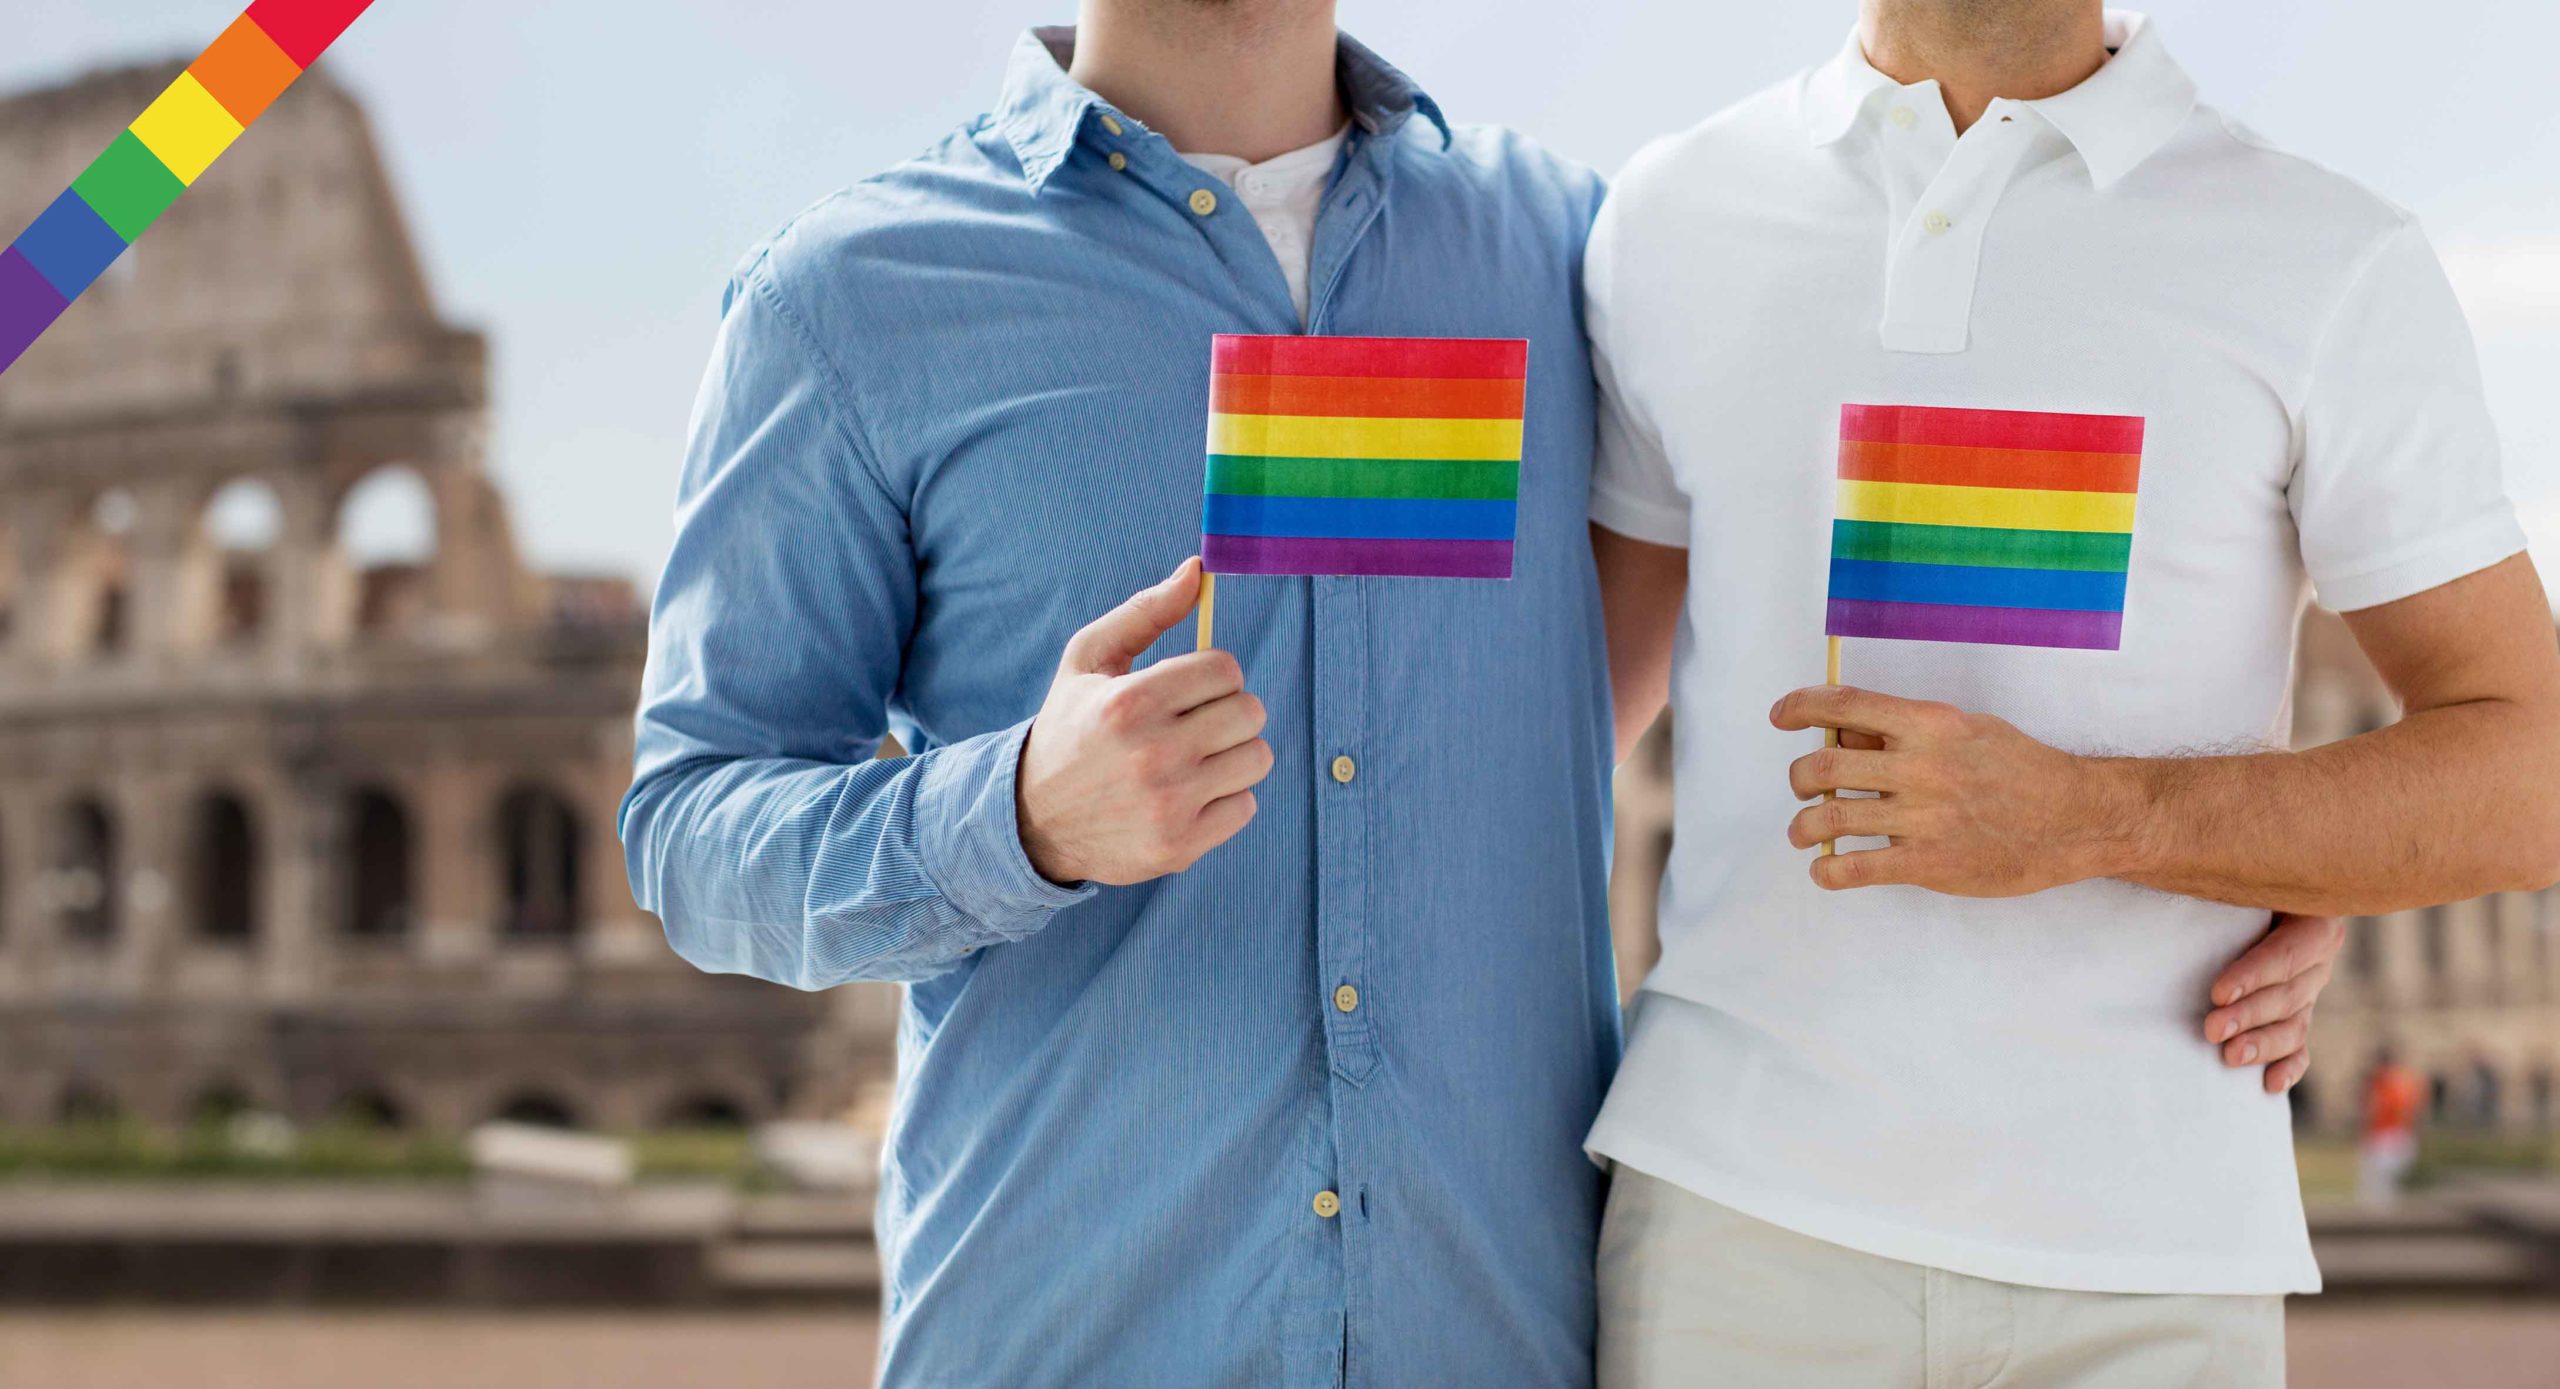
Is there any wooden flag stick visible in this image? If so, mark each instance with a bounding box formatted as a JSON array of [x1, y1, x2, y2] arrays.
[[1820, 634, 1841, 857], [1196, 570, 1218, 652]]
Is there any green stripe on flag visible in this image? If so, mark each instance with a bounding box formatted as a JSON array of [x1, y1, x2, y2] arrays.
[[1205, 454, 1519, 501], [1831, 519, 2131, 572], [71, 132, 186, 242]]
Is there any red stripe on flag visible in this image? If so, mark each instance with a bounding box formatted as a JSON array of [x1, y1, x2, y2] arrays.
[[1840, 404, 2144, 456], [1213, 334, 1527, 381], [1210, 373, 1526, 421], [243, 0, 377, 69]]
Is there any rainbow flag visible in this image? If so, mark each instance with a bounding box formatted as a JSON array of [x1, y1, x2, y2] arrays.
[[1826, 404, 2145, 650], [0, 0, 376, 377], [1202, 334, 1527, 579]]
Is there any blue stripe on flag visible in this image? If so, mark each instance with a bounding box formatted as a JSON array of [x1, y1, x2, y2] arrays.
[[1202, 494, 1518, 542], [1826, 558, 2128, 613]]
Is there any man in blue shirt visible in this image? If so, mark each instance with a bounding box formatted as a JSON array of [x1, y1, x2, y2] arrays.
[[624, 10, 1616, 1385], [624, 5, 2336, 1385]]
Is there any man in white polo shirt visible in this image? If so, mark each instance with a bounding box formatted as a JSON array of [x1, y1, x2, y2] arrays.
[[1585, 4, 2560, 1385]]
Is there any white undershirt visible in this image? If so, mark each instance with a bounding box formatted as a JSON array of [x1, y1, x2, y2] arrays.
[[1180, 125, 1350, 326]]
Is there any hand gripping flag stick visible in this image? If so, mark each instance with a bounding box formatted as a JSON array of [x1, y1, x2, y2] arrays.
[[1818, 403, 2147, 855]]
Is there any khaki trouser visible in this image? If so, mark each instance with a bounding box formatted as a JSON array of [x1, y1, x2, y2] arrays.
[[1597, 1166, 2286, 1389]]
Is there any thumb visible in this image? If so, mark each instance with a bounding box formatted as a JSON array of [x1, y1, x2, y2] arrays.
[[1062, 557, 1202, 675]]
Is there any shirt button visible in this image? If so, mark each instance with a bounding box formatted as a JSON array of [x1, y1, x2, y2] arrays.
[[1889, 106, 1917, 129], [1099, 114, 1124, 136], [1333, 984, 1360, 1013], [1189, 188, 1219, 216], [1923, 209, 1952, 235], [1330, 755, 1356, 784], [1107, 151, 1127, 172], [1313, 1190, 1342, 1219]]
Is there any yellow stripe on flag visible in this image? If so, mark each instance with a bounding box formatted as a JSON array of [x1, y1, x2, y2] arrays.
[[130, 72, 246, 185], [1208, 413, 1524, 462], [1835, 479, 2136, 534]]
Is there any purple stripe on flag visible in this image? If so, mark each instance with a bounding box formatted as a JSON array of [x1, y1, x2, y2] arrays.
[[1826, 597, 2123, 650], [1204, 534, 1515, 579], [0, 246, 72, 375]]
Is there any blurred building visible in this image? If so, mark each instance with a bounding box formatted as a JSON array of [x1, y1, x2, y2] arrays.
[[1608, 609, 2560, 1138], [0, 64, 894, 1136]]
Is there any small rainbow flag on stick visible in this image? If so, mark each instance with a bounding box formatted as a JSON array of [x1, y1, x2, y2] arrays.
[[1825, 404, 2145, 651], [1202, 335, 1527, 583], [0, 0, 377, 376]]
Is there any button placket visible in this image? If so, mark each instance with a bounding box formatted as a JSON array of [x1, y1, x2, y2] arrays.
[[1311, 576, 1377, 1086], [1878, 108, 2036, 354]]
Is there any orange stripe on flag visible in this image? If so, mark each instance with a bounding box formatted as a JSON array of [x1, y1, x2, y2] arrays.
[[1210, 373, 1526, 421], [1836, 439, 2142, 494]]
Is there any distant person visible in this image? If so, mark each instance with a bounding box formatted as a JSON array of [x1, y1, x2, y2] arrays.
[[2360, 1048, 2426, 1209], [1586, 0, 2560, 1384], [625, 1, 2341, 1383], [2466, 1049, 2502, 1129]]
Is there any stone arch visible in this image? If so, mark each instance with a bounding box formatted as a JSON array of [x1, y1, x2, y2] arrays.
[[190, 788, 259, 942], [491, 1090, 581, 1130], [495, 783, 582, 939], [660, 1090, 752, 1131], [344, 785, 414, 939], [56, 1080, 123, 1127], [188, 476, 286, 649], [51, 795, 119, 944], [187, 1081, 257, 1127], [328, 1086, 410, 1131], [332, 464, 439, 639], [57, 488, 139, 658]]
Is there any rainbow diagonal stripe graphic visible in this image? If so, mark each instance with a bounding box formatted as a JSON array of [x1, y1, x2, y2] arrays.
[[0, 0, 376, 376], [1202, 334, 1528, 579], [1825, 403, 2146, 650]]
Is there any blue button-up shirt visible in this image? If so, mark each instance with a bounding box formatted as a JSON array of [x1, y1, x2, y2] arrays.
[[623, 30, 1618, 1389]]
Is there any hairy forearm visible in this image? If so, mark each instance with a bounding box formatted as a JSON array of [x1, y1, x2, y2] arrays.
[[2090, 697, 2560, 915]]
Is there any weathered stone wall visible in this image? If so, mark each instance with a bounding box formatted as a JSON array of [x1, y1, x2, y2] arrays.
[[0, 63, 897, 1136]]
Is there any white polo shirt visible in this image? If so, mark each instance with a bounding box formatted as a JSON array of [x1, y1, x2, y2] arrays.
[[1586, 11, 2523, 1295]]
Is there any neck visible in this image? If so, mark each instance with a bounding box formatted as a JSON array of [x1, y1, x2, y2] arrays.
[[1859, 1, 2108, 132], [1069, 1, 1346, 161]]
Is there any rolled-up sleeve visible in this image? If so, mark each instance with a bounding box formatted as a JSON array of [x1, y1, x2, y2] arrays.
[[619, 264, 1091, 989]]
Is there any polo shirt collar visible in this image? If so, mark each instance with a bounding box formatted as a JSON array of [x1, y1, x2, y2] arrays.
[[2024, 11, 2196, 190], [1802, 8, 2197, 190], [995, 25, 1449, 195]]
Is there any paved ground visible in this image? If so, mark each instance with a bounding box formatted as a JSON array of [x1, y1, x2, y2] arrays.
[[0, 1304, 2552, 1387]]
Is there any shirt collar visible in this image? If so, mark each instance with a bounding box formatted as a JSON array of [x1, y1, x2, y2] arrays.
[[2024, 11, 2196, 190], [1802, 9, 2197, 190], [995, 25, 1449, 195]]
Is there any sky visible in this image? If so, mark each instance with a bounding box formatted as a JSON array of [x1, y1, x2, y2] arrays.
[[9, 1, 2560, 589]]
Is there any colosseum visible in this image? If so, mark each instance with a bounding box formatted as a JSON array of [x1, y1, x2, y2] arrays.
[[0, 62, 895, 1137]]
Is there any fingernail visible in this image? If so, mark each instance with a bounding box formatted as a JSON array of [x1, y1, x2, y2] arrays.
[[2213, 1020, 2232, 1042], [2238, 1043, 2257, 1064]]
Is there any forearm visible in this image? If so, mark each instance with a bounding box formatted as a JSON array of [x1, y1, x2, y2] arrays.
[[2091, 697, 2560, 915], [1592, 523, 1686, 764], [621, 724, 1087, 988]]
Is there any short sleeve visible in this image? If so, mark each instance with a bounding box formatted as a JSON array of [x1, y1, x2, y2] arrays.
[[2290, 220, 2525, 613], [1584, 189, 1692, 548]]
